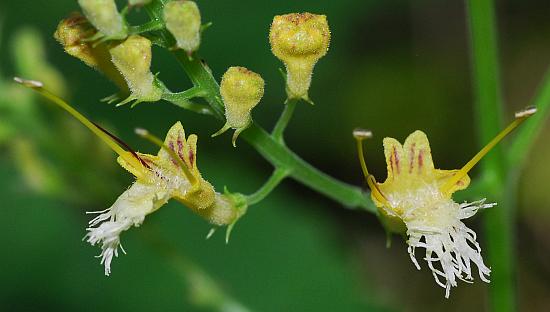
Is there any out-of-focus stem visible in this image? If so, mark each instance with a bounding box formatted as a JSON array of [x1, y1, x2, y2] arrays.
[[466, 0, 515, 310], [509, 67, 550, 168]]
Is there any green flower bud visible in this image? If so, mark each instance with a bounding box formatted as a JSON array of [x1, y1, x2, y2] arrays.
[[199, 190, 248, 243], [269, 13, 330, 102], [109, 35, 163, 105], [163, 0, 201, 53], [213, 66, 264, 146], [78, 0, 127, 39], [196, 192, 247, 227], [54, 13, 128, 92]]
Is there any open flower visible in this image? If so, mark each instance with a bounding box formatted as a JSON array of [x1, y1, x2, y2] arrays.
[[15, 78, 247, 275], [353, 107, 536, 298]]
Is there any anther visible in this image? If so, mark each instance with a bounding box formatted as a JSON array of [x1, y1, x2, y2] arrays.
[[515, 106, 537, 118], [353, 128, 373, 140], [13, 77, 43, 88]]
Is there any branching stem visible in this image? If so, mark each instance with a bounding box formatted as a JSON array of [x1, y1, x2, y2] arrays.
[[272, 98, 298, 143], [143, 4, 375, 212], [246, 168, 290, 205]]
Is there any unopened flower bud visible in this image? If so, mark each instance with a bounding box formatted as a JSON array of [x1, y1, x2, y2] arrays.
[[78, 0, 127, 39], [54, 13, 103, 69], [163, 0, 201, 53], [54, 13, 127, 90], [269, 13, 330, 101], [196, 192, 247, 228], [199, 191, 248, 243], [109, 35, 163, 105], [213, 66, 264, 146]]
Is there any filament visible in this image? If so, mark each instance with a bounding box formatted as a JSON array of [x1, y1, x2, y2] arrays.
[[353, 128, 390, 206], [135, 128, 197, 184], [14, 77, 147, 179], [441, 107, 537, 195]]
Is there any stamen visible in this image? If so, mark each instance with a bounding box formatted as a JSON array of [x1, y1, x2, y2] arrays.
[[92, 121, 150, 170], [135, 128, 197, 184], [14, 77, 147, 179], [441, 107, 537, 195], [353, 128, 390, 206]]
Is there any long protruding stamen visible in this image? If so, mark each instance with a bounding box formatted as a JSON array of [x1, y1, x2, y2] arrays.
[[14, 77, 147, 178], [91, 121, 150, 170], [135, 128, 197, 184], [353, 128, 390, 206], [441, 107, 537, 195]]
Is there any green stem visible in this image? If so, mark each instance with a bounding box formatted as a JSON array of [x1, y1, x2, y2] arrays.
[[166, 86, 208, 100], [172, 50, 225, 119], [129, 19, 164, 34], [146, 1, 375, 212], [508, 66, 550, 168], [467, 0, 506, 178], [466, 0, 514, 310], [242, 124, 374, 211], [483, 179, 517, 312], [171, 45, 373, 210], [246, 168, 290, 205], [272, 98, 298, 143], [162, 86, 212, 115], [174, 47, 373, 211]]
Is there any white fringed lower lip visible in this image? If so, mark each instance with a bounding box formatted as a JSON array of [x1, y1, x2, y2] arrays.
[[85, 212, 133, 276], [405, 199, 495, 298]]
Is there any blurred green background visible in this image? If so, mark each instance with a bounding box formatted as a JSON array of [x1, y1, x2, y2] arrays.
[[1, 0, 549, 311]]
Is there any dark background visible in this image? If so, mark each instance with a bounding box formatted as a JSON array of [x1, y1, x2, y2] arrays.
[[1, 0, 549, 311]]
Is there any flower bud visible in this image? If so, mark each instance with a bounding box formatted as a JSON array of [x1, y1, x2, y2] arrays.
[[109, 35, 163, 105], [78, 0, 127, 39], [213, 66, 264, 146], [54, 13, 127, 90], [269, 13, 330, 101], [54, 13, 103, 69], [163, 0, 201, 53], [196, 192, 247, 227], [197, 191, 248, 243]]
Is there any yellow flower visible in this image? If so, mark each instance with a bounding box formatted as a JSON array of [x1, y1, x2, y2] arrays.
[[354, 107, 536, 297], [15, 78, 247, 275]]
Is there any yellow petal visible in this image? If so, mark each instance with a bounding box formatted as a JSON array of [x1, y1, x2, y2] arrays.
[[382, 130, 435, 181], [378, 130, 470, 200], [117, 151, 157, 181]]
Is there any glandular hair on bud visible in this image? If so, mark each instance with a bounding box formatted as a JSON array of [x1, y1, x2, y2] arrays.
[[109, 35, 162, 103], [214, 67, 264, 146], [163, 0, 201, 53], [54, 13, 127, 90], [78, 0, 127, 39], [269, 13, 330, 101]]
